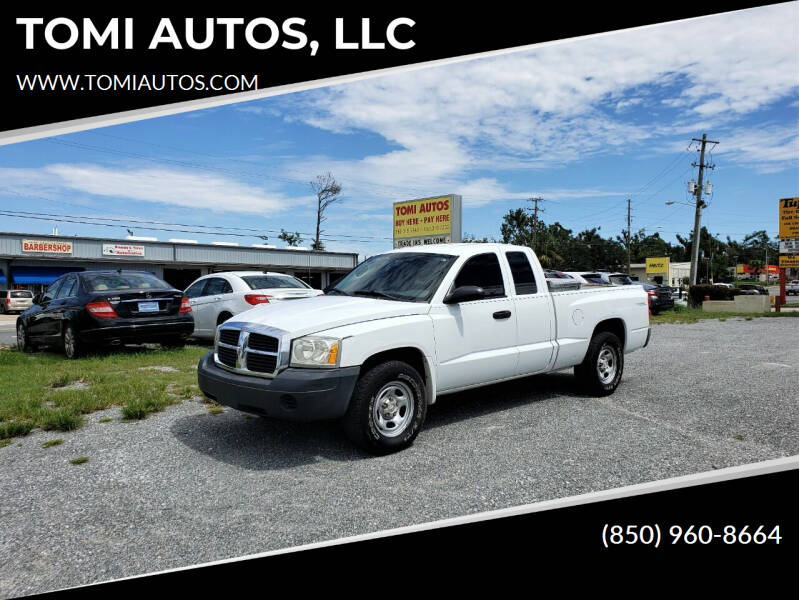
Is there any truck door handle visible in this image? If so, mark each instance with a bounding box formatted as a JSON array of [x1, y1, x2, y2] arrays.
[[493, 310, 511, 319]]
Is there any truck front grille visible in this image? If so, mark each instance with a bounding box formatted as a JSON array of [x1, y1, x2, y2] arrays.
[[246, 352, 277, 373], [216, 345, 238, 368], [247, 332, 279, 352], [215, 324, 283, 378], [219, 329, 240, 346]]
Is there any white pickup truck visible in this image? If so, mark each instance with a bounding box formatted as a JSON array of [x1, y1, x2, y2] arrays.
[[198, 243, 651, 454]]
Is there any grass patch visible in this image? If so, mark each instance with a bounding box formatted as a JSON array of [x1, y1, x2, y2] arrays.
[[732, 434, 745, 441], [651, 307, 799, 324], [207, 403, 225, 416], [121, 396, 171, 420], [0, 420, 35, 439], [42, 438, 63, 448], [0, 439, 12, 449], [70, 456, 88, 465], [98, 417, 113, 423], [0, 345, 207, 438]]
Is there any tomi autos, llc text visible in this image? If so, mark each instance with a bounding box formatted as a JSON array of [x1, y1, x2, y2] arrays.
[[15, 17, 416, 56]]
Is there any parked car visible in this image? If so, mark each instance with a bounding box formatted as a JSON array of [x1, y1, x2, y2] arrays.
[[198, 243, 650, 454], [0, 289, 34, 314], [669, 286, 684, 300], [184, 271, 323, 340], [16, 270, 194, 358], [713, 282, 734, 289], [737, 284, 769, 295], [565, 271, 634, 286], [632, 282, 674, 313], [786, 280, 799, 296]]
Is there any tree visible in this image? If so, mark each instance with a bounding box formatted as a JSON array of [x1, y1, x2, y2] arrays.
[[310, 173, 342, 251], [278, 229, 303, 247]]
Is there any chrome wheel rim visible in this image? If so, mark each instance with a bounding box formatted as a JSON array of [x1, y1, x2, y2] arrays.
[[64, 327, 75, 357], [597, 345, 617, 384], [372, 380, 414, 438], [17, 324, 25, 349]]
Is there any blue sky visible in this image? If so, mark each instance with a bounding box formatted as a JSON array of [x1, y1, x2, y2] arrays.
[[1, 4, 798, 258]]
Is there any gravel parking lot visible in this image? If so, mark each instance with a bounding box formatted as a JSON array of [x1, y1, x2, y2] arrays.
[[1, 317, 797, 596]]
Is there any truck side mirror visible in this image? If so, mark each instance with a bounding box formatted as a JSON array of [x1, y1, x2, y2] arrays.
[[444, 285, 485, 304]]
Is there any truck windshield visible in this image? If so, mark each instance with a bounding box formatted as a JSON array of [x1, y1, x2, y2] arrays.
[[328, 252, 457, 302]]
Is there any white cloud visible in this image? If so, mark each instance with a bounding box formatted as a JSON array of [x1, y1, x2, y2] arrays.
[[0, 164, 302, 214], [271, 3, 798, 203]]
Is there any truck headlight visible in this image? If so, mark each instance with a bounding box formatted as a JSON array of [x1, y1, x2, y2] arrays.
[[290, 335, 341, 368]]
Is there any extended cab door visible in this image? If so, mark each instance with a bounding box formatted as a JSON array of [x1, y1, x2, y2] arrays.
[[505, 250, 555, 375], [431, 252, 519, 392]]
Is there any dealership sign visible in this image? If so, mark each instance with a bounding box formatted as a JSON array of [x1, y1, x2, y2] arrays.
[[22, 239, 73, 254], [645, 257, 670, 274], [779, 255, 799, 268], [778, 197, 799, 239], [393, 194, 462, 248], [779, 239, 799, 254], [103, 244, 145, 257]]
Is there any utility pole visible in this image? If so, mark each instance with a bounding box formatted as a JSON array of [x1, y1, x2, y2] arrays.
[[689, 133, 718, 285], [528, 196, 544, 249], [626, 198, 632, 275]]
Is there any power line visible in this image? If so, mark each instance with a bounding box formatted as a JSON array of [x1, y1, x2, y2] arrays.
[[0, 209, 391, 245]]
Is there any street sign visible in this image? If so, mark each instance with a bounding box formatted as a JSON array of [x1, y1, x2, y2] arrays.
[[779, 238, 799, 254], [778, 197, 799, 239]]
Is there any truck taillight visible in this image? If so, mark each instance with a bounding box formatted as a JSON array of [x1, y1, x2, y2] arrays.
[[179, 297, 192, 313], [86, 301, 118, 318], [244, 294, 271, 305]]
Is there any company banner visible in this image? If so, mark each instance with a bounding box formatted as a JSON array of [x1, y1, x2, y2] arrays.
[[103, 243, 146, 257], [21, 239, 73, 254], [645, 257, 669, 274]]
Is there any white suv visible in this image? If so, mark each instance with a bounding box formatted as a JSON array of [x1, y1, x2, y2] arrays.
[[184, 271, 323, 339]]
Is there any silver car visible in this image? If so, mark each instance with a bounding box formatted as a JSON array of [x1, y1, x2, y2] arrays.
[[184, 271, 323, 339], [0, 290, 34, 314]]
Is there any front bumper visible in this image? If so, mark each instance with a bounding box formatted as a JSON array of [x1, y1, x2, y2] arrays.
[[197, 351, 360, 422]]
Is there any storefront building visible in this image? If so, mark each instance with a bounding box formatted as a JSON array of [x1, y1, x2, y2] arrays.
[[0, 232, 358, 293]]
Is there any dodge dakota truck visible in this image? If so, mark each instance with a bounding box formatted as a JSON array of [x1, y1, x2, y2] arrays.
[[198, 243, 651, 454]]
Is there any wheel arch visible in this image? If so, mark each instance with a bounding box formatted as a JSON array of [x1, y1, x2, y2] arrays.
[[359, 346, 436, 405], [590, 318, 626, 350]]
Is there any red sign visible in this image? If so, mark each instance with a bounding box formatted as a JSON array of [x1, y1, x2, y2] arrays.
[[22, 239, 73, 254], [739, 264, 778, 274]]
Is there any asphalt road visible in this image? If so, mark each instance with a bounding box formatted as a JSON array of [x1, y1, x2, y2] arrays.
[[0, 315, 16, 347], [1, 317, 797, 596]]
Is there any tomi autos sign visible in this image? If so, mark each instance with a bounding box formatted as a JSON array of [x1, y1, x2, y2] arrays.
[[22, 239, 73, 254], [393, 194, 462, 248], [103, 243, 145, 257]]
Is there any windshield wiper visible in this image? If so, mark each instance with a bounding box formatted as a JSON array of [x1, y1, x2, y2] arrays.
[[325, 288, 353, 296], [352, 289, 406, 301]]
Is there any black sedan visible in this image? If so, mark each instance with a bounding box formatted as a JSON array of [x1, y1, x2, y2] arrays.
[[633, 282, 674, 314], [16, 270, 194, 358]]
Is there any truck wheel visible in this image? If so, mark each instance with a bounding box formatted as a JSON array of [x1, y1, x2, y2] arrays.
[[342, 360, 427, 455], [63, 323, 83, 359], [575, 331, 623, 397]]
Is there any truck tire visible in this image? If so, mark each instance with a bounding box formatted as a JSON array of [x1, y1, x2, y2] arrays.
[[575, 331, 623, 396], [341, 360, 427, 455]]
